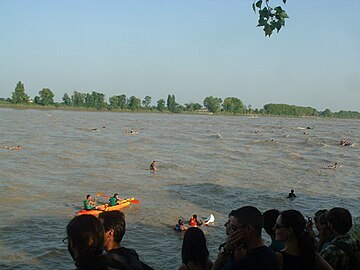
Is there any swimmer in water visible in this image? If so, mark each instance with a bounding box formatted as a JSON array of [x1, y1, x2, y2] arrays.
[[287, 189, 296, 199], [325, 162, 340, 169], [4, 145, 21, 150], [149, 160, 157, 171]]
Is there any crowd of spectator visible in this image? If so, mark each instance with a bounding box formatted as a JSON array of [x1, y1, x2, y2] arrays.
[[65, 206, 359, 270]]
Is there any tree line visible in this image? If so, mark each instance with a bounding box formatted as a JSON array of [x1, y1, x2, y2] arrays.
[[1, 81, 359, 119]]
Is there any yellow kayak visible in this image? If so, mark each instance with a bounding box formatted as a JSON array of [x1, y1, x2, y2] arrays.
[[75, 197, 138, 216]]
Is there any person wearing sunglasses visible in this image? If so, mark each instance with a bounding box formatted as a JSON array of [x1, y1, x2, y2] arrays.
[[274, 209, 333, 270], [212, 206, 278, 270]]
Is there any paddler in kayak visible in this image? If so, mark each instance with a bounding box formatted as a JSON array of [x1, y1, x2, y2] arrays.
[[109, 193, 122, 206], [84, 194, 101, 210], [189, 214, 203, 227]]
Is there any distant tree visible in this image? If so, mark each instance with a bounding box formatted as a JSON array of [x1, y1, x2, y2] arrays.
[[142, 96, 152, 108], [222, 97, 245, 113], [167, 94, 178, 112], [62, 92, 71, 106], [321, 108, 332, 117], [38, 88, 54, 105], [263, 103, 317, 116], [247, 104, 254, 114], [185, 102, 202, 112], [127, 96, 141, 111], [109, 94, 127, 110], [253, 0, 289, 37], [71, 91, 86, 107], [34, 96, 41, 105], [11, 81, 29, 104], [84, 91, 106, 110], [203, 96, 222, 113], [157, 98, 166, 111]]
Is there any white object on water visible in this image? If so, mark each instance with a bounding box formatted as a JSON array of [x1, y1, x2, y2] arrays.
[[204, 214, 215, 225]]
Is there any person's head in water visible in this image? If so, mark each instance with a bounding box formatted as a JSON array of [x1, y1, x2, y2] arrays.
[[178, 218, 184, 225], [66, 215, 107, 269], [290, 190, 294, 193]]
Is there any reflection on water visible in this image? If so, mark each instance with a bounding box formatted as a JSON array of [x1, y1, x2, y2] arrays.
[[0, 108, 359, 269]]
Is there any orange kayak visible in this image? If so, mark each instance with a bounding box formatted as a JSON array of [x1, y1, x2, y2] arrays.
[[75, 197, 136, 216]]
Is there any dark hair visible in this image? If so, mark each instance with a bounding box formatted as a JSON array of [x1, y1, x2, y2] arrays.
[[193, 214, 197, 219], [86, 194, 91, 199], [280, 210, 316, 269], [98, 210, 126, 243], [231, 206, 263, 237], [327, 207, 352, 234], [114, 193, 118, 197], [263, 209, 280, 238], [181, 227, 209, 268], [66, 215, 107, 269], [318, 213, 328, 226]]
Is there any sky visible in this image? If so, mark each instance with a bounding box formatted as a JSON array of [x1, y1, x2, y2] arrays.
[[0, 0, 359, 112]]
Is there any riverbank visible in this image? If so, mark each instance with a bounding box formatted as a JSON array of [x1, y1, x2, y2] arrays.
[[2, 103, 359, 120]]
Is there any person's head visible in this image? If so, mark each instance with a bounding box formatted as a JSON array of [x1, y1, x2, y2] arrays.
[[86, 194, 92, 200], [229, 206, 263, 248], [275, 210, 306, 242], [224, 210, 235, 236], [290, 189, 294, 193], [113, 193, 119, 199], [66, 215, 105, 267], [98, 210, 126, 251], [193, 214, 197, 220], [178, 218, 184, 225], [181, 227, 209, 267], [275, 209, 316, 267], [314, 209, 327, 231], [327, 207, 352, 235], [263, 209, 280, 238]]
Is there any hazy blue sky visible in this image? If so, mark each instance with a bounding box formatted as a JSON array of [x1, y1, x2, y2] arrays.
[[1, 0, 359, 111]]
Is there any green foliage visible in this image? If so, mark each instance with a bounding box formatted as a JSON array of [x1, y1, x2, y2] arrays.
[[156, 98, 166, 111], [263, 103, 318, 116], [71, 91, 86, 107], [167, 94, 179, 112], [85, 91, 106, 110], [185, 102, 202, 112], [11, 81, 29, 104], [333, 110, 360, 119], [62, 92, 71, 106], [127, 96, 141, 111], [142, 96, 152, 108], [203, 96, 222, 113], [253, 0, 289, 37], [320, 108, 332, 117], [223, 97, 245, 113], [109, 94, 127, 110], [37, 88, 54, 105]]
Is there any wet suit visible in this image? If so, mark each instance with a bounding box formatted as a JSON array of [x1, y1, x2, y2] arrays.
[[106, 247, 154, 270]]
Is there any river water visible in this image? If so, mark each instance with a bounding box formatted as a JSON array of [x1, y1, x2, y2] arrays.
[[0, 108, 359, 269]]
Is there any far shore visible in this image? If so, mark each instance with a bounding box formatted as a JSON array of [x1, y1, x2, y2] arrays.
[[0, 103, 359, 120]]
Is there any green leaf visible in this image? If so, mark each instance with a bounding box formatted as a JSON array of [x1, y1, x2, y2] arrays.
[[280, 11, 289, 19], [264, 24, 274, 36], [252, 2, 256, 12], [256, 0, 262, 9], [274, 6, 283, 13], [259, 7, 270, 18], [257, 18, 267, 27]]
